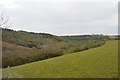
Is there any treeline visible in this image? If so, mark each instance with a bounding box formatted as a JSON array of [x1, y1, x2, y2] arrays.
[[61, 34, 109, 42], [2, 28, 108, 68]]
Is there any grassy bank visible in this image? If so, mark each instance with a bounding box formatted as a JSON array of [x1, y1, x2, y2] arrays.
[[3, 40, 118, 78]]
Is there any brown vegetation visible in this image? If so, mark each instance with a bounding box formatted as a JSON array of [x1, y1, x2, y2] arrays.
[[1, 41, 32, 50]]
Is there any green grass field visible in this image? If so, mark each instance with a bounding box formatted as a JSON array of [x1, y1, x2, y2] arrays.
[[2, 40, 118, 78]]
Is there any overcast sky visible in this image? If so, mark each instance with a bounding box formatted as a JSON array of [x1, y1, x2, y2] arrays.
[[0, 0, 118, 36]]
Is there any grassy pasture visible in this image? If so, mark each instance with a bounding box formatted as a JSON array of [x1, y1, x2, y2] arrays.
[[2, 40, 118, 78]]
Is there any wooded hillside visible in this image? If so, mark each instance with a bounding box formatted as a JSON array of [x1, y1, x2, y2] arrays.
[[2, 28, 108, 68]]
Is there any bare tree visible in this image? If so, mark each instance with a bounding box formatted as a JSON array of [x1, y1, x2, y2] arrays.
[[0, 12, 10, 27]]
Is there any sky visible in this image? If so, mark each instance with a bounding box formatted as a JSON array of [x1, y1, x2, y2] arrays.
[[0, 0, 119, 36]]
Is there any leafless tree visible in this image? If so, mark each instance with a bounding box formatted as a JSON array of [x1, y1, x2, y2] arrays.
[[0, 12, 10, 27]]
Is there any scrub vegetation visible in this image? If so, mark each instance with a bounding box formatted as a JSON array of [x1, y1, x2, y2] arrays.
[[2, 28, 108, 68]]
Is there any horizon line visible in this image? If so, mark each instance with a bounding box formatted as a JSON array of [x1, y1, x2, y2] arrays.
[[1, 27, 119, 36]]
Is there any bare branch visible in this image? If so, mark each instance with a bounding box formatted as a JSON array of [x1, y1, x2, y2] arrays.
[[0, 12, 10, 28], [0, 18, 9, 26]]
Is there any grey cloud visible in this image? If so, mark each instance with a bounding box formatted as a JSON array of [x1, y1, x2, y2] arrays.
[[2, 1, 118, 35]]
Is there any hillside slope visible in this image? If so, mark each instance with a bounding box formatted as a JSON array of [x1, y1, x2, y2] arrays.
[[2, 28, 68, 48], [2, 28, 107, 68], [61, 35, 109, 41], [3, 40, 118, 78], [1, 41, 34, 57], [2, 41, 31, 50]]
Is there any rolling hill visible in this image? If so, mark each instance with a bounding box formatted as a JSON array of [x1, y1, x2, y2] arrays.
[[2, 28, 107, 68], [2, 40, 118, 78], [61, 35, 108, 42]]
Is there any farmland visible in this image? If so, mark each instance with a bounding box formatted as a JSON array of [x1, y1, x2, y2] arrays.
[[2, 40, 118, 78]]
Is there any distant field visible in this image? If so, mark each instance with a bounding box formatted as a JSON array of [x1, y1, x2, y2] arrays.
[[2, 40, 118, 78]]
